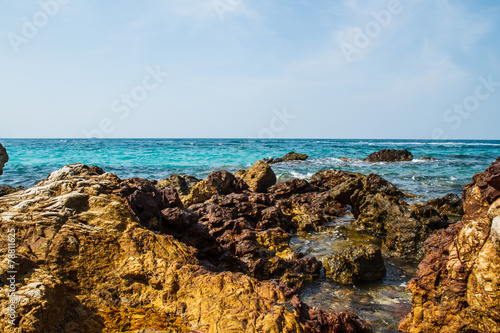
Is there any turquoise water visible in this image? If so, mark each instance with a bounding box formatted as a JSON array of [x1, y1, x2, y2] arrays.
[[1, 139, 499, 201]]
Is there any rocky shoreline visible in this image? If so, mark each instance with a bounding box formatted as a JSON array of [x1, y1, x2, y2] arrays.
[[0, 146, 498, 332]]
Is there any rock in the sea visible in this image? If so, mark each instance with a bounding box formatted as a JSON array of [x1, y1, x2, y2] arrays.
[[235, 160, 276, 192], [424, 193, 464, 217], [400, 156, 500, 333], [0, 143, 8, 175], [157, 174, 200, 196], [419, 156, 437, 161], [0, 185, 25, 197], [363, 149, 413, 162], [264, 152, 308, 164], [323, 244, 386, 284], [182, 170, 248, 207], [269, 179, 343, 232], [0, 163, 373, 332]]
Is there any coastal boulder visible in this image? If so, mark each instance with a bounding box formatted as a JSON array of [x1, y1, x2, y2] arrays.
[[424, 193, 464, 217], [235, 160, 276, 192], [264, 152, 308, 164], [182, 170, 248, 207], [157, 174, 200, 196], [0, 185, 25, 197], [400, 156, 500, 333], [363, 149, 413, 162], [323, 244, 386, 284], [0, 143, 8, 175]]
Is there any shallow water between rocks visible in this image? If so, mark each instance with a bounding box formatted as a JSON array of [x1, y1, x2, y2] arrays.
[[289, 214, 418, 333]]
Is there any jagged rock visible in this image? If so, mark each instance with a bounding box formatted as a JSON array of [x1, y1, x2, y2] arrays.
[[235, 160, 276, 192], [157, 174, 200, 196], [0, 164, 372, 333], [264, 152, 308, 164], [310, 169, 363, 190], [0, 143, 8, 175], [0, 185, 25, 197], [291, 295, 374, 333], [400, 156, 500, 333], [268, 179, 314, 199], [182, 170, 248, 207], [425, 193, 464, 217], [363, 149, 413, 162], [323, 244, 386, 284]]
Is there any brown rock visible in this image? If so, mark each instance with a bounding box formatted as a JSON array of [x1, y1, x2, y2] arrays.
[[182, 170, 248, 207], [323, 244, 386, 284], [400, 156, 500, 333], [0, 164, 372, 333], [0, 142, 8, 175], [363, 149, 413, 162], [157, 174, 200, 196], [264, 152, 308, 164], [235, 160, 276, 192], [425, 193, 464, 217]]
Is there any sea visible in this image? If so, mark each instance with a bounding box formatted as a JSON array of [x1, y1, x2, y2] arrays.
[[1, 138, 499, 332]]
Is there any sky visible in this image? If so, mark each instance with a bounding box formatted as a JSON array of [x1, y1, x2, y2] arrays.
[[0, 0, 499, 139]]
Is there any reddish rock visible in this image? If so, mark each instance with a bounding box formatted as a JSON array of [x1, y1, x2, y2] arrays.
[[400, 157, 500, 333]]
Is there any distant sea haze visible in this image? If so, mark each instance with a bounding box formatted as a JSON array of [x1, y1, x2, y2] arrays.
[[1, 138, 499, 201]]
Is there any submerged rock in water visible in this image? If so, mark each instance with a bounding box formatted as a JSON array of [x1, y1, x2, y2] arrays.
[[419, 156, 437, 161], [400, 156, 500, 333], [157, 174, 200, 196], [264, 152, 308, 164], [310, 169, 449, 259], [0, 163, 373, 332], [323, 244, 386, 284], [0, 143, 8, 175], [363, 149, 413, 162], [235, 160, 276, 192]]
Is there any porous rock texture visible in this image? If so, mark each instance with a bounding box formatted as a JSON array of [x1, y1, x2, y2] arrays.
[[0, 164, 373, 333], [311, 170, 450, 259], [235, 160, 277, 193], [323, 244, 386, 284], [400, 156, 500, 333]]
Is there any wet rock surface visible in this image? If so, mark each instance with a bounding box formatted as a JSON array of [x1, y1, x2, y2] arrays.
[[0, 143, 8, 175], [0, 164, 373, 332], [324, 244, 386, 284], [363, 149, 413, 162], [400, 156, 500, 333], [264, 151, 309, 164]]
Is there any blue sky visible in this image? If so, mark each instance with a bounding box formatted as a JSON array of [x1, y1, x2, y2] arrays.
[[0, 0, 499, 139]]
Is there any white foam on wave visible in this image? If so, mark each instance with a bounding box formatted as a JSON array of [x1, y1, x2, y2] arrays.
[[290, 171, 314, 179]]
